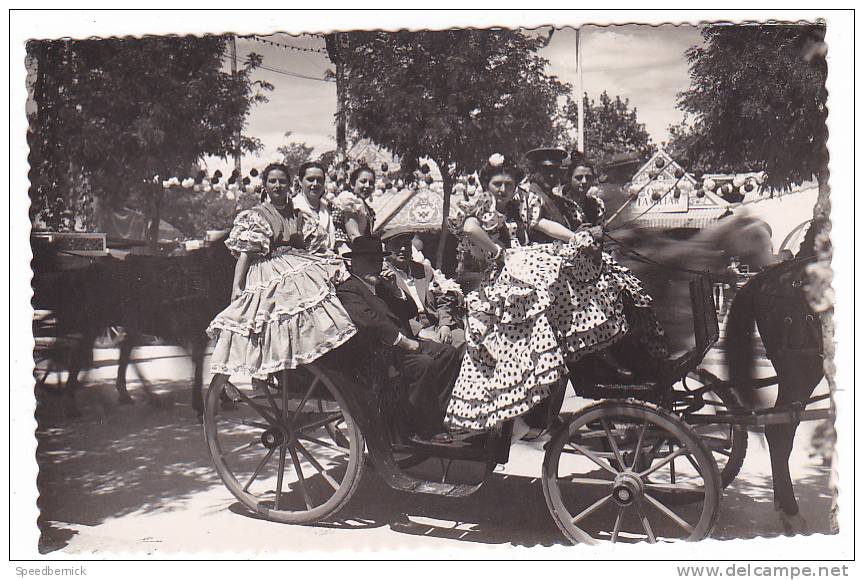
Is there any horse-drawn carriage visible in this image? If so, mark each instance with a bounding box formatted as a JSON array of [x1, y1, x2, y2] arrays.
[[203, 264, 831, 544]]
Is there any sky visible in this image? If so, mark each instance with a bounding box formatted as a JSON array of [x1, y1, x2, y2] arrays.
[[214, 24, 703, 173]]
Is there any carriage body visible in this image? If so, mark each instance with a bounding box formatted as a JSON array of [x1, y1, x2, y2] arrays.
[[204, 273, 739, 543]]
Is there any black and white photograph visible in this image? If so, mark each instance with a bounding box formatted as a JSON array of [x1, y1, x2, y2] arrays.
[[8, 9, 854, 564]]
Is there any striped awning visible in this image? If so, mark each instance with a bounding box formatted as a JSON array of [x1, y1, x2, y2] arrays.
[[634, 208, 730, 229]]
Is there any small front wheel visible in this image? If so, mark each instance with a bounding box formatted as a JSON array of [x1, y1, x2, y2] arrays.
[[542, 400, 721, 544], [204, 369, 365, 524]]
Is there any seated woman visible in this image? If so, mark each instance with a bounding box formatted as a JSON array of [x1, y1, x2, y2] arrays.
[[553, 152, 669, 376], [206, 163, 356, 380], [331, 165, 377, 255], [444, 153, 666, 433]]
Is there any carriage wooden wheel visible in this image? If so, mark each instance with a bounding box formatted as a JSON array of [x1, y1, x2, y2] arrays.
[[542, 400, 721, 544], [204, 368, 365, 524], [676, 373, 748, 492]]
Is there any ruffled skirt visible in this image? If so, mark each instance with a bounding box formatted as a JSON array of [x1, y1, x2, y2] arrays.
[[445, 243, 634, 431], [207, 249, 357, 379]]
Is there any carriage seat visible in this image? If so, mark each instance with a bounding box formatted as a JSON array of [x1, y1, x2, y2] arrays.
[[572, 276, 719, 402]]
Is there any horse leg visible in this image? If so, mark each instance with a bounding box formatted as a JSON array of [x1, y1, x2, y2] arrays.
[[124, 334, 160, 408], [115, 335, 135, 405], [765, 356, 823, 533], [62, 333, 95, 418]]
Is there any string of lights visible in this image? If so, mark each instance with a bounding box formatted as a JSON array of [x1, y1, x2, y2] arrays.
[[248, 35, 329, 54]]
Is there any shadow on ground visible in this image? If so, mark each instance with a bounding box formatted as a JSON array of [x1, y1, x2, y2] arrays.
[[34, 379, 835, 553]]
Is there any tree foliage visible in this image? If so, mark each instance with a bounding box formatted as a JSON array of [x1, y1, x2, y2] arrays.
[[276, 131, 315, 177], [27, 35, 272, 238], [337, 29, 570, 263], [676, 24, 828, 190], [565, 91, 655, 162]]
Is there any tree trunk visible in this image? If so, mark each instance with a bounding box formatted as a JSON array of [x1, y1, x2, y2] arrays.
[[147, 180, 163, 254], [436, 167, 452, 269]]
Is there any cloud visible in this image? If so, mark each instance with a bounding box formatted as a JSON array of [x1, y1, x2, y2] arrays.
[[542, 24, 703, 142]]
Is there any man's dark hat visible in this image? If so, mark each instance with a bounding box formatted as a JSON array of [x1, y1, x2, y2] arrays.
[[342, 235, 390, 259], [525, 147, 568, 168]]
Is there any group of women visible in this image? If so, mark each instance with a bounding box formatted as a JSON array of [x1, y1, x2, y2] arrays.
[[205, 149, 668, 438]]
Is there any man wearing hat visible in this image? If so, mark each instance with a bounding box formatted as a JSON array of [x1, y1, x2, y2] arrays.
[[382, 232, 465, 348], [336, 235, 464, 440], [522, 147, 573, 240]]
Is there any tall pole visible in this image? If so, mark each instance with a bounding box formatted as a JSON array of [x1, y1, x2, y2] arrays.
[[230, 35, 241, 174], [576, 27, 584, 154]]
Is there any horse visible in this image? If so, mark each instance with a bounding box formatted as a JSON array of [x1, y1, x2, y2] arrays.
[[608, 211, 826, 533], [32, 236, 235, 419], [724, 219, 825, 533]]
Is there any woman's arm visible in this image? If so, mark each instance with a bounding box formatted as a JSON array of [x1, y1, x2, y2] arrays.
[[532, 218, 578, 242], [462, 216, 502, 255], [232, 252, 253, 300]]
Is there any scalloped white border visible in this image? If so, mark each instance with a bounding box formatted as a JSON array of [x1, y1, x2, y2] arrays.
[[6, 7, 856, 569]]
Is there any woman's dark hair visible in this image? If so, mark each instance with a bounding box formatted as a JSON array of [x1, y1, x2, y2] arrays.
[[298, 161, 327, 181], [478, 157, 525, 189], [260, 163, 292, 202], [566, 152, 597, 179], [349, 166, 376, 188]]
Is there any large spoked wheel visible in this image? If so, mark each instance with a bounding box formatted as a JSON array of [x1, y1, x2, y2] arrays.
[[542, 400, 721, 545], [677, 373, 748, 491], [204, 369, 365, 524]]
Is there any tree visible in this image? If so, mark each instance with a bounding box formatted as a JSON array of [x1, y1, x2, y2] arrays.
[[276, 132, 314, 177], [27, 36, 272, 249], [565, 91, 654, 162], [677, 24, 828, 193], [338, 29, 570, 264]]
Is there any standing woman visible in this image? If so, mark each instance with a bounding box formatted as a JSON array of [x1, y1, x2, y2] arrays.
[[293, 161, 338, 254], [206, 163, 356, 380], [332, 165, 377, 253]]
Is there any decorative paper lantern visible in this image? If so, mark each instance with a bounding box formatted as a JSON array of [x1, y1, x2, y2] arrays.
[[195, 170, 207, 184], [162, 180, 171, 189], [213, 182, 225, 193], [655, 157, 666, 169], [182, 177, 195, 189], [421, 163, 431, 174], [249, 168, 259, 178], [467, 185, 477, 195], [678, 180, 694, 193], [651, 191, 662, 201], [696, 188, 706, 198], [702, 178, 716, 191], [381, 162, 389, 173], [648, 169, 659, 179], [732, 175, 746, 188], [674, 167, 685, 179], [193, 184, 202, 192], [225, 191, 236, 201], [744, 182, 755, 193], [722, 184, 734, 195], [203, 184, 212, 193], [396, 178, 404, 189]]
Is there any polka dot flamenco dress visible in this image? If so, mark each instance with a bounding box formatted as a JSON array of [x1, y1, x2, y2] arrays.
[[444, 189, 637, 431]]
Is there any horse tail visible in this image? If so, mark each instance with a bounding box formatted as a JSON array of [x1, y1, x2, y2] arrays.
[[725, 279, 760, 408]]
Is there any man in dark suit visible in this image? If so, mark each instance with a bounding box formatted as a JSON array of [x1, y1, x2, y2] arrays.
[[336, 236, 464, 439]]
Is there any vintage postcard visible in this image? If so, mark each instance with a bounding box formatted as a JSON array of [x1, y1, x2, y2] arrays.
[[8, 9, 855, 568]]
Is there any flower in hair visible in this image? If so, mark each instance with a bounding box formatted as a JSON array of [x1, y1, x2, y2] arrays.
[[488, 153, 505, 168]]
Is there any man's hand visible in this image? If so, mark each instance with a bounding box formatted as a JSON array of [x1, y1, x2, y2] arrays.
[[437, 325, 453, 344]]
